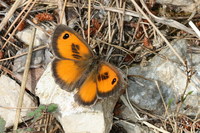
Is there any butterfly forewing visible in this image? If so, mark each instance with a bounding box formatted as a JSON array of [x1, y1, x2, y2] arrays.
[[52, 25, 94, 61], [96, 62, 121, 97], [52, 59, 87, 91]]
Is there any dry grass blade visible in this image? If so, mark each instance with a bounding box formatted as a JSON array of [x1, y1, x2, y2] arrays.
[[140, 0, 196, 37], [120, 95, 141, 120], [2, 0, 37, 50], [0, 105, 37, 110], [0, 36, 21, 50], [13, 28, 36, 131], [189, 21, 200, 38], [154, 81, 168, 113], [58, 0, 67, 24], [131, 0, 186, 66], [92, 4, 143, 18], [0, 45, 47, 62], [0, 0, 24, 30], [142, 121, 170, 133], [4, 0, 32, 37], [87, 0, 91, 44]]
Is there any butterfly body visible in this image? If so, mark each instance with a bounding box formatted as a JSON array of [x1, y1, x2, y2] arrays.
[[52, 24, 123, 105]]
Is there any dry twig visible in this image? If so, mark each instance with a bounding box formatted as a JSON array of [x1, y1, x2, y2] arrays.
[[13, 28, 35, 131]]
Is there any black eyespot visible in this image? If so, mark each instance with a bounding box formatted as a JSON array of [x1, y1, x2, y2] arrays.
[[111, 78, 117, 85], [63, 33, 69, 39]]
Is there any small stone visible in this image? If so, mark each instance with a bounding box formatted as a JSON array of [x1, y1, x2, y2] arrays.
[[16, 26, 49, 47]]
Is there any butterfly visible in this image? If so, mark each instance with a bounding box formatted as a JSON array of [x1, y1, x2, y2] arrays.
[[51, 24, 123, 106]]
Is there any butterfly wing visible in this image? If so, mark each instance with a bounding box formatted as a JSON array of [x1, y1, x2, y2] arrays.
[[52, 24, 94, 60], [51, 25, 94, 91], [74, 62, 122, 106], [52, 59, 88, 91], [96, 62, 122, 97], [74, 71, 97, 105]]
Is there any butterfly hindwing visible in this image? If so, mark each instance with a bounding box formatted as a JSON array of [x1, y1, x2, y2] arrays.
[[52, 24, 94, 60], [74, 71, 97, 105]]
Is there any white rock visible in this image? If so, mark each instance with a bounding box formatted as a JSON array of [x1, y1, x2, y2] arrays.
[[36, 63, 120, 133], [0, 75, 35, 127], [16, 26, 49, 47]]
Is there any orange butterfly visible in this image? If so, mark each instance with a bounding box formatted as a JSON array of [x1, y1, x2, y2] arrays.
[[51, 24, 123, 105]]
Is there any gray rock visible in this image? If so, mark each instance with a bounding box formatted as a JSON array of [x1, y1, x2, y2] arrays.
[[128, 39, 200, 115], [13, 48, 45, 73]]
